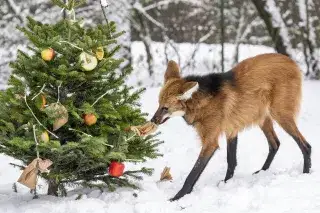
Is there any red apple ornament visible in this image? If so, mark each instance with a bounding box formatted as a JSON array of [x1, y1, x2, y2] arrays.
[[108, 161, 125, 177]]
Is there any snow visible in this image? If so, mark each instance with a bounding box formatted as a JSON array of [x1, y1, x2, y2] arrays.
[[1, 79, 320, 212], [100, 0, 109, 8]]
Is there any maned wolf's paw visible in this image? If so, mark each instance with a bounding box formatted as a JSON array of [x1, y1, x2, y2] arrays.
[[216, 179, 228, 187], [169, 189, 191, 202], [253, 169, 263, 175]]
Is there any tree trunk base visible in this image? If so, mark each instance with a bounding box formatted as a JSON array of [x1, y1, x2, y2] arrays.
[[47, 179, 59, 196]]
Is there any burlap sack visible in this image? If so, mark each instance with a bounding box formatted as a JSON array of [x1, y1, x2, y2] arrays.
[[17, 158, 53, 189], [17, 158, 39, 189]]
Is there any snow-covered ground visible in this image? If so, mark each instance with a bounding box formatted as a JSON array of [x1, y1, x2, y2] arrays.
[[1, 80, 320, 213]]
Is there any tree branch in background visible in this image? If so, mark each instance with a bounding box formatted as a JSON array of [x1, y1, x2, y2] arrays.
[[163, 34, 181, 67], [233, 3, 259, 66], [298, 0, 320, 79], [5, 0, 24, 23], [220, 0, 225, 73], [233, 6, 246, 65], [182, 28, 215, 71], [143, 0, 204, 11], [133, 2, 167, 31], [134, 8, 155, 77], [251, 0, 290, 56], [312, 0, 320, 19]]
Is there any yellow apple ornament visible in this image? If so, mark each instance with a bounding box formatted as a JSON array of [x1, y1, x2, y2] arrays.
[[95, 47, 104, 60], [41, 48, 55, 61], [40, 131, 49, 143], [79, 52, 98, 71]]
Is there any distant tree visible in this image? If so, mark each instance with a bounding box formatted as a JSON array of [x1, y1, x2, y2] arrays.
[[0, 0, 58, 89], [220, 0, 225, 72], [297, 0, 320, 78], [251, 0, 291, 56], [231, 0, 261, 65], [252, 0, 320, 78]]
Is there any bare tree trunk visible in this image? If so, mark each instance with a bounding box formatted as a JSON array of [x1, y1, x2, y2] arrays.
[[141, 35, 154, 77], [47, 179, 59, 196], [301, 28, 310, 75], [304, 0, 320, 78], [4, 0, 24, 23], [312, 0, 320, 18], [136, 11, 154, 77], [298, 0, 320, 78], [233, 6, 245, 65], [251, 0, 289, 56], [220, 0, 225, 72], [63, 0, 67, 19]]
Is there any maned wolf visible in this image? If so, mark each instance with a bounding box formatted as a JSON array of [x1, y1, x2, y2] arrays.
[[151, 53, 311, 201]]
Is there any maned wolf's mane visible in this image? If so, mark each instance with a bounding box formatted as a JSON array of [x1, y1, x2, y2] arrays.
[[184, 69, 235, 94]]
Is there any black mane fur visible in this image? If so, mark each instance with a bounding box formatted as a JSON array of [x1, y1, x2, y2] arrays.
[[184, 70, 235, 95]]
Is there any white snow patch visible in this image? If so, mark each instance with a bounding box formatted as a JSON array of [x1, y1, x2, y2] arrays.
[[100, 0, 109, 7]]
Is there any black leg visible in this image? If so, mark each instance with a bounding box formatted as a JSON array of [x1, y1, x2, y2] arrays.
[[262, 138, 280, 170], [224, 136, 238, 182], [254, 118, 280, 174], [254, 137, 280, 174], [271, 118, 311, 174], [293, 136, 311, 173], [170, 147, 217, 201]]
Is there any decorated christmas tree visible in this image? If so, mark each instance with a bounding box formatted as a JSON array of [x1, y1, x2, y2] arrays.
[[0, 0, 162, 196]]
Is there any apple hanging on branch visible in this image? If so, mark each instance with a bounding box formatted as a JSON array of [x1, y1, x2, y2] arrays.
[[108, 161, 125, 177], [83, 113, 97, 126], [40, 131, 50, 143], [79, 52, 98, 71], [41, 48, 55, 61], [95, 47, 104, 60]]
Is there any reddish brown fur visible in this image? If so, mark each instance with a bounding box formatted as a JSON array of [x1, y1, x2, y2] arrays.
[[157, 53, 308, 158]]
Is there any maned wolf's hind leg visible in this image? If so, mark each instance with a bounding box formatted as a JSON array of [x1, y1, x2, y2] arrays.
[[274, 116, 311, 173], [170, 143, 218, 201], [254, 117, 280, 174], [269, 77, 311, 173], [224, 135, 238, 182]]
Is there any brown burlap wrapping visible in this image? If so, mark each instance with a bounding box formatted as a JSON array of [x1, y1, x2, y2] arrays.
[[17, 158, 53, 189]]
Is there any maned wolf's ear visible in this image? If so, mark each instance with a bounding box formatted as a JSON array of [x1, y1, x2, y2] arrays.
[[178, 81, 199, 100], [164, 60, 180, 83]]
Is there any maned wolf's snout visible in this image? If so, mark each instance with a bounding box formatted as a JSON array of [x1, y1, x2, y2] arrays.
[[151, 107, 170, 124]]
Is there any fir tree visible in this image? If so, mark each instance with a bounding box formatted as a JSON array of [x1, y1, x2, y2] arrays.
[[0, 0, 162, 196]]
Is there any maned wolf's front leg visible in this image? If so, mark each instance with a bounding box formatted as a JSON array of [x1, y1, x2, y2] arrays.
[[224, 135, 238, 182], [170, 143, 218, 201]]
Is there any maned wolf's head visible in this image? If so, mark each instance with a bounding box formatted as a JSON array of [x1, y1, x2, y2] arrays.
[[151, 61, 199, 124]]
